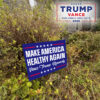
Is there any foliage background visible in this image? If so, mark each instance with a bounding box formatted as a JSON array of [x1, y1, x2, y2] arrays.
[[0, 0, 100, 100]]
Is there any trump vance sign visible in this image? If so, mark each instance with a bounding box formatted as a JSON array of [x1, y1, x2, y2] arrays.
[[22, 40, 67, 81], [56, 2, 96, 23]]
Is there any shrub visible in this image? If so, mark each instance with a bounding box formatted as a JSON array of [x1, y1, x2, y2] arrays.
[[92, 20, 100, 31], [67, 31, 100, 63], [0, 2, 100, 100], [0, 0, 3, 6], [0, 4, 61, 80]]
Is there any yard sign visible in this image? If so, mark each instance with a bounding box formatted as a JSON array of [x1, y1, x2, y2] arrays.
[[23, 40, 67, 81], [56, 2, 96, 22]]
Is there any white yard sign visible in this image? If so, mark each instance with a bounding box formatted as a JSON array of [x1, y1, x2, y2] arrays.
[[56, 2, 96, 23]]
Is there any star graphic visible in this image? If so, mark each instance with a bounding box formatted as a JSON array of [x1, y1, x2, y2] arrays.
[[43, 45, 45, 47], [54, 67, 56, 69], [47, 44, 49, 47], [41, 71, 43, 74], [40, 45, 42, 47], [50, 44, 52, 46], [47, 69, 49, 72], [36, 45, 38, 48]]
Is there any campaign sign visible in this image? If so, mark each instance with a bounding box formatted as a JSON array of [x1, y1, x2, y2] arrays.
[[56, 2, 96, 22], [22, 40, 67, 81]]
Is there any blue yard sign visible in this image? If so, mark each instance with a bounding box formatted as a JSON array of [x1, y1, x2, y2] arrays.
[[22, 40, 67, 81]]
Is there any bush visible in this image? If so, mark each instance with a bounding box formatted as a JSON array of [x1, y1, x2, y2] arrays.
[[0, 5, 61, 80], [67, 31, 100, 63], [0, 2, 100, 100], [92, 20, 100, 31], [0, 0, 3, 6]]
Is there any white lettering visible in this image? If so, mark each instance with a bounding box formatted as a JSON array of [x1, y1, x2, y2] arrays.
[[41, 46, 64, 55], [50, 53, 65, 61], [27, 56, 48, 66], [25, 49, 40, 58]]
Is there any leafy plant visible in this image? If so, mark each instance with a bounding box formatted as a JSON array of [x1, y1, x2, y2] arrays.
[[0, 1, 100, 100]]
